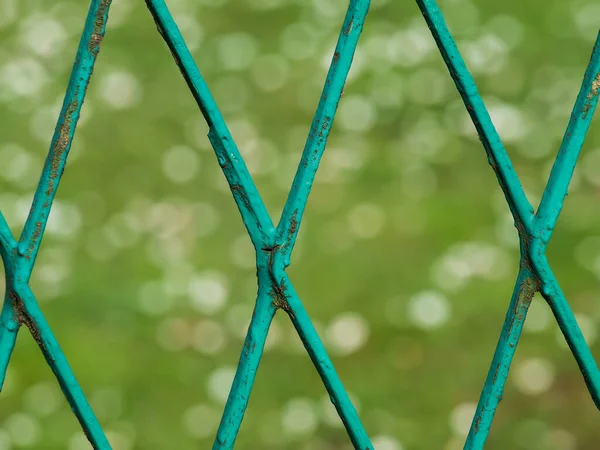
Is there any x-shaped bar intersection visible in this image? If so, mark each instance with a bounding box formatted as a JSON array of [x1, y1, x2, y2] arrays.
[[146, 0, 373, 448], [416, 0, 600, 448]]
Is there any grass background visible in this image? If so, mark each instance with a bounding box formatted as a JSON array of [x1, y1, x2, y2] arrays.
[[0, 0, 599, 448]]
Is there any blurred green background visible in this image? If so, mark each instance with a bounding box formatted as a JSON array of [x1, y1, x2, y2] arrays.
[[0, 0, 600, 448]]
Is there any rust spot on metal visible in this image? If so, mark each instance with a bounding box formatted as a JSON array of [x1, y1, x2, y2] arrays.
[[474, 416, 480, 434], [508, 275, 537, 336], [89, 34, 103, 56], [582, 72, 600, 119], [582, 103, 592, 119], [333, 52, 340, 65], [8, 291, 45, 352], [271, 283, 293, 318], [264, 245, 294, 317], [590, 72, 600, 98], [243, 339, 253, 357], [317, 116, 330, 139], [513, 217, 531, 259], [288, 210, 298, 239], [492, 362, 500, 384], [231, 184, 252, 212], [49, 91, 80, 192], [516, 276, 537, 310], [88, 0, 111, 56], [26, 221, 43, 259]]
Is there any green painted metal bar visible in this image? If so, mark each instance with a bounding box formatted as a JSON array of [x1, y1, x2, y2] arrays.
[[532, 253, 600, 403], [276, 0, 370, 267], [19, 0, 112, 271], [11, 283, 111, 448], [415, 0, 535, 235], [145, 0, 275, 250], [276, 270, 374, 449], [0, 212, 17, 390], [464, 262, 537, 449], [212, 285, 276, 450], [534, 34, 600, 249], [462, 236, 538, 448], [0, 299, 17, 388], [531, 254, 600, 397], [0, 212, 12, 252]]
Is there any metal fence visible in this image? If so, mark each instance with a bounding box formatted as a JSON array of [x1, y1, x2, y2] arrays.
[[0, 0, 598, 448]]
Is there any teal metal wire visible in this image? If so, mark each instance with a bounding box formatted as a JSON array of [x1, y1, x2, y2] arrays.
[[0, 0, 598, 449], [0, 0, 112, 447]]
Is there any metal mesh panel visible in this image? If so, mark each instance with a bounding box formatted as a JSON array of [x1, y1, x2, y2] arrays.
[[0, 0, 598, 448]]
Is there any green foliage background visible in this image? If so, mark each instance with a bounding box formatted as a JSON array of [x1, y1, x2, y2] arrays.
[[0, 0, 599, 448]]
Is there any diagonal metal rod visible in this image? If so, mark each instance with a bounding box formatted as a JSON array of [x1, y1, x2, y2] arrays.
[[0, 213, 17, 387], [11, 283, 112, 448], [0, 212, 13, 254], [0, 0, 112, 395], [276, 270, 374, 449], [533, 33, 600, 249], [0, 298, 17, 385], [276, 0, 370, 267], [531, 252, 600, 404], [415, 0, 535, 235], [464, 259, 537, 449], [145, 0, 274, 249], [19, 0, 112, 271], [212, 286, 276, 450]]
